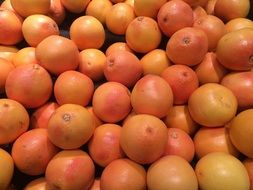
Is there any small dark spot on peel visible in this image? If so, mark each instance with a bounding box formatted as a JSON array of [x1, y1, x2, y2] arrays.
[[19, 121, 24, 128], [146, 126, 153, 134], [163, 16, 168, 23], [182, 71, 188, 77], [3, 103, 9, 108], [52, 23, 58, 29]]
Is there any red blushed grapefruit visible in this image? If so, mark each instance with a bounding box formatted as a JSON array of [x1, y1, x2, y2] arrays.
[[161, 64, 199, 105], [104, 50, 143, 88], [5, 64, 53, 109], [92, 82, 132, 123], [131, 75, 173, 118], [166, 27, 208, 66], [11, 128, 59, 176]]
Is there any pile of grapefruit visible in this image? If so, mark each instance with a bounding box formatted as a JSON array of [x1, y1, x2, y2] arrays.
[[0, 0, 253, 189]]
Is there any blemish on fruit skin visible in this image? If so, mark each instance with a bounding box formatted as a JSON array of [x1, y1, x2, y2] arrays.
[[52, 23, 58, 30], [182, 71, 188, 77], [19, 121, 24, 128], [3, 103, 9, 108], [214, 94, 231, 109], [163, 16, 168, 23], [146, 126, 153, 134]]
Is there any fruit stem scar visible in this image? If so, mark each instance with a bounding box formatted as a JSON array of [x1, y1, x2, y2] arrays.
[[137, 17, 144, 22], [62, 113, 71, 122], [182, 37, 190, 44], [33, 64, 40, 70], [170, 132, 178, 139], [249, 55, 253, 64], [108, 58, 115, 67]]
